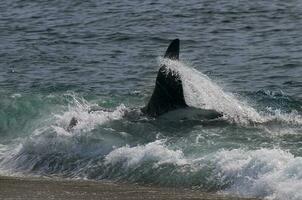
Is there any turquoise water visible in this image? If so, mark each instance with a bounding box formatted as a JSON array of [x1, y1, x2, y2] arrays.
[[1, 1, 302, 199]]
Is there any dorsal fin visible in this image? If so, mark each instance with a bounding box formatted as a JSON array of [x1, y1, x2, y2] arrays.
[[164, 39, 179, 60], [142, 39, 187, 117]]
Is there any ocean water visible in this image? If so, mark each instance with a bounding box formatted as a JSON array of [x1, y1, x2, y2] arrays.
[[1, 0, 302, 199]]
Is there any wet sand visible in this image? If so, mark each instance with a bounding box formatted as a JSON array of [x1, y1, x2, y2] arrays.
[[0, 176, 259, 200]]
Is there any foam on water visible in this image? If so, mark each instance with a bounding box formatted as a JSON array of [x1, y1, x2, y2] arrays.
[[53, 94, 128, 135], [212, 148, 302, 200], [264, 108, 302, 126], [105, 140, 188, 168], [104, 141, 302, 200]]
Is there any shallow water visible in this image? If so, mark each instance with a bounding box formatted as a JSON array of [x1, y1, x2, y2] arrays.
[[1, 1, 302, 199]]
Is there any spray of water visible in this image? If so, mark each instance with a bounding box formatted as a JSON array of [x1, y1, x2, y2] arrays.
[[53, 94, 128, 135], [160, 58, 302, 126]]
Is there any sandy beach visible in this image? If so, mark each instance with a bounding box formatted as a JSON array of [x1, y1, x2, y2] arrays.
[[0, 176, 260, 200]]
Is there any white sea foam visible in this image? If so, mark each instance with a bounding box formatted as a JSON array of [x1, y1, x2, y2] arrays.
[[53, 95, 128, 134], [104, 139, 302, 200], [264, 108, 302, 126], [211, 148, 302, 200], [105, 140, 188, 168]]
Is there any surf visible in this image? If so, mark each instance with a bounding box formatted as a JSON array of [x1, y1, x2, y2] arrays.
[[1, 39, 302, 200]]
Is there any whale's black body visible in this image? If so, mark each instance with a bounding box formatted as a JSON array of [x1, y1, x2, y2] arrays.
[[141, 39, 188, 117]]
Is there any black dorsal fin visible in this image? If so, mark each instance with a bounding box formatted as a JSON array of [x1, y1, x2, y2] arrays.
[[164, 39, 179, 60], [142, 39, 187, 117]]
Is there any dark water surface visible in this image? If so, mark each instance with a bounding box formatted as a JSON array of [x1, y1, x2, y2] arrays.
[[1, 1, 302, 199]]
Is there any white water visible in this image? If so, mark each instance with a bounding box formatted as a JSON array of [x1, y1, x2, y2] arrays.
[[105, 140, 302, 200], [105, 140, 188, 168], [53, 95, 128, 135], [212, 148, 302, 200]]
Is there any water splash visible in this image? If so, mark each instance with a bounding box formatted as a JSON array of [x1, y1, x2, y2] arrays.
[[53, 94, 128, 135], [160, 58, 302, 126], [160, 58, 264, 124]]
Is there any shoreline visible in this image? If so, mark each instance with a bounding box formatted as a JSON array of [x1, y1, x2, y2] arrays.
[[0, 175, 260, 200]]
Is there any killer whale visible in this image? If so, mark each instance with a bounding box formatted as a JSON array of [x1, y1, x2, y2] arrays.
[[142, 38, 222, 119], [141, 39, 188, 117], [142, 39, 222, 119], [67, 39, 222, 131]]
